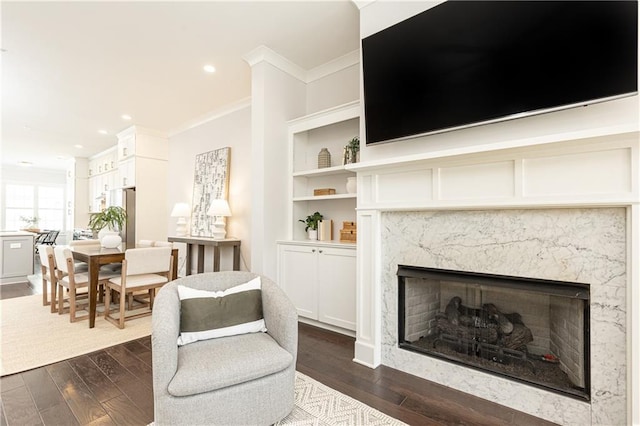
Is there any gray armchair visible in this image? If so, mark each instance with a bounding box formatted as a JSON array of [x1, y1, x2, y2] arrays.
[[152, 271, 298, 426]]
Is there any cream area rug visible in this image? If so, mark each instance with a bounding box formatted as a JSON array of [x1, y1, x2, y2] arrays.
[[277, 372, 407, 426], [1, 294, 151, 376]]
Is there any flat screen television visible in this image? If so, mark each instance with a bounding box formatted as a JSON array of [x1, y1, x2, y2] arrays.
[[362, 1, 638, 145]]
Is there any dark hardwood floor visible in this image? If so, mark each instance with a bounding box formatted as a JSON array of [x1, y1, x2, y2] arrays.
[[0, 283, 556, 425]]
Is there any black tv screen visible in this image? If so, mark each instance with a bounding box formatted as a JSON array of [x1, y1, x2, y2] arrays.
[[362, 1, 638, 145]]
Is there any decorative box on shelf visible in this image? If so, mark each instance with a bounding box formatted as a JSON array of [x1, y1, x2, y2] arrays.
[[339, 221, 357, 242], [313, 188, 336, 196], [318, 219, 333, 241]]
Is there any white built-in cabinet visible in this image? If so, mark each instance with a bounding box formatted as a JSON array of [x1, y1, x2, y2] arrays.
[[114, 126, 169, 243], [277, 101, 360, 335], [278, 242, 356, 331], [83, 126, 168, 244], [88, 147, 117, 213]]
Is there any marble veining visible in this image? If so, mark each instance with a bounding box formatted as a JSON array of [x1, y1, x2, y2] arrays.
[[380, 208, 626, 425]]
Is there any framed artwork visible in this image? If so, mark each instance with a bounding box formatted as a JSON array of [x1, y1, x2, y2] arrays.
[[190, 147, 230, 237]]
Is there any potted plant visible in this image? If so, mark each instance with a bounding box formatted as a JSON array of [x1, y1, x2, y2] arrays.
[[88, 206, 127, 248], [343, 136, 360, 164], [20, 216, 40, 232], [299, 211, 323, 240]]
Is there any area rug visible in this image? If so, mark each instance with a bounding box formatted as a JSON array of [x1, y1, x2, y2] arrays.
[[1, 294, 151, 376], [277, 372, 407, 426]]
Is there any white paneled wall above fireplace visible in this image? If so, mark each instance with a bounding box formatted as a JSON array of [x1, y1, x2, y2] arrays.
[[355, 131, 637, 211], [349, 130, 639, 425]]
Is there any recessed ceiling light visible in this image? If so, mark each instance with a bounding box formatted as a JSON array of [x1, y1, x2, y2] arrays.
[[18, 161, 32, 167], [98, 129, 108, 135], [121, 114, 132, 120], [74, 144, 84, 149], [203, 64, 216, 73]]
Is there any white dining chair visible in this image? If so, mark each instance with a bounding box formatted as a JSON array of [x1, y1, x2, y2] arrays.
[[104, 246, 173, 329], [54, 247, 118, 322]]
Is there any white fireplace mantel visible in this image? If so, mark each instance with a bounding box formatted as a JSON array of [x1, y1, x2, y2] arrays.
[[349, 130, 639, 425]]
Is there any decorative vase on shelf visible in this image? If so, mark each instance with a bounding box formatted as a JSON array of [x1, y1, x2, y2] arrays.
[[346, 177, 357, 194], [308, 229, 318, 240], [318, 148, 331, 168]]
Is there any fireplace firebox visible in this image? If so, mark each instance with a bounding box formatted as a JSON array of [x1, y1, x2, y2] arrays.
[[397, 265, 590, 401]]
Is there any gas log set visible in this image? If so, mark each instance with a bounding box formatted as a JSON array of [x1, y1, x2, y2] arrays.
[[435, 297, 534, 367]]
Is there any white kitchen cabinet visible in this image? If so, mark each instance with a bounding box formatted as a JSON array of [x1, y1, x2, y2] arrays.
[[118, 158, 135, 188], [118, 132, 136, 161], [277, 242, 356, 333], [115, 126, 169, 243]]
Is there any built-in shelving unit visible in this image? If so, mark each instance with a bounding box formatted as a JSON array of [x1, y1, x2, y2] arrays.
[[287, 101, 360, 243], [277, 101, 360, 336]]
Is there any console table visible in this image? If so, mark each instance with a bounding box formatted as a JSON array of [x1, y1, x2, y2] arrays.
[[167, 236, 241, 274]]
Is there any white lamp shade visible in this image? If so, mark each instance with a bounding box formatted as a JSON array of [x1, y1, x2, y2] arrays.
[[171, 202, 191, 217], [206, 199, 231, 217]]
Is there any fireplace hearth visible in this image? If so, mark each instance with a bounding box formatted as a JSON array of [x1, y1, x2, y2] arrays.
[[397, 265, 590, 401]]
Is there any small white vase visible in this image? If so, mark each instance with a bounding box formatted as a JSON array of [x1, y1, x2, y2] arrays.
[[99, 228, 122, 248], [346, 177, 357, 194], [308, 229, 318, 240]]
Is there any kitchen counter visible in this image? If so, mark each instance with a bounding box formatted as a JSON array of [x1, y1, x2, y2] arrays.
[[1, 231, 35, 284]]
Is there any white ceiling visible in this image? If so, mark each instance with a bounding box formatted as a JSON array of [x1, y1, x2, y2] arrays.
[[1, 1, 360, 171]]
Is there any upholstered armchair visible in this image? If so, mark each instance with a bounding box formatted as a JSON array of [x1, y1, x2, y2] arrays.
[[152, 271, 298, 426]]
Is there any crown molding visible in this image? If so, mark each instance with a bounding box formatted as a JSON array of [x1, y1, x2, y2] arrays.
[[243, 45, 307, 83], [306, 50, 360, 82], [169, 97, 252, 137], [244, 45, 360, 84], [353, 0, 376, 10]]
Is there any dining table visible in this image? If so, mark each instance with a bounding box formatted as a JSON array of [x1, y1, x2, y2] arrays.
[[70, 243, 179, 328]]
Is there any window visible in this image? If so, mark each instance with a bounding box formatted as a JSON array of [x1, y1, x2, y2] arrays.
[[3, 184, 65, 231], [5, 184, 35, 230], [38, 187, 64, 230]]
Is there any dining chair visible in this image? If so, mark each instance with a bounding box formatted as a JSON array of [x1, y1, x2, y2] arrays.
[[126, 241, 174, 309], [41, 230, 59, 246], [54, 247, 118, 322], [104, 246, 173, 329], [34, 230, 57, 254], [37, 245, 58, 313]]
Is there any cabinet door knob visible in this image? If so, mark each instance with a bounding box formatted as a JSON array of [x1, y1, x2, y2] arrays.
[[319, 250, 323, 253], [311, 249, 316, 253]]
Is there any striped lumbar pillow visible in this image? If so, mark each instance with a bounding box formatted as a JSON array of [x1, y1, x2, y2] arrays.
[[177, 276, 267, 346]]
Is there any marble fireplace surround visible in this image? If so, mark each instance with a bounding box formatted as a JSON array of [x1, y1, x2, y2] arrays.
[[351, 133, 638, 425], [381, 208, 625, 425]]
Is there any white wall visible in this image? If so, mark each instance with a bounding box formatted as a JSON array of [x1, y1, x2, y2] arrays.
[[1, 165, 66, 186], [249, 60, 306, 280], [307, 63, 360, 114], [167, 104, 252, 272]]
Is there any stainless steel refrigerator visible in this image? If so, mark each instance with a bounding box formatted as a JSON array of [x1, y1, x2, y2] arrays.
[[111, 187, 136, 246]]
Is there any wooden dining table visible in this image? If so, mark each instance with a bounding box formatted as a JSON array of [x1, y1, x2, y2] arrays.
[[70, 244, 179, 328]]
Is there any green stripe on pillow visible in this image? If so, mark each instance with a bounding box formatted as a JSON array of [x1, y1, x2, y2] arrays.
[[180, 289, 263, 333]]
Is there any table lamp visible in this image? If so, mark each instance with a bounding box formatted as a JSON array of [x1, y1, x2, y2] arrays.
[[207, 199, 232, 240], [170, 202, 191, 237]]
